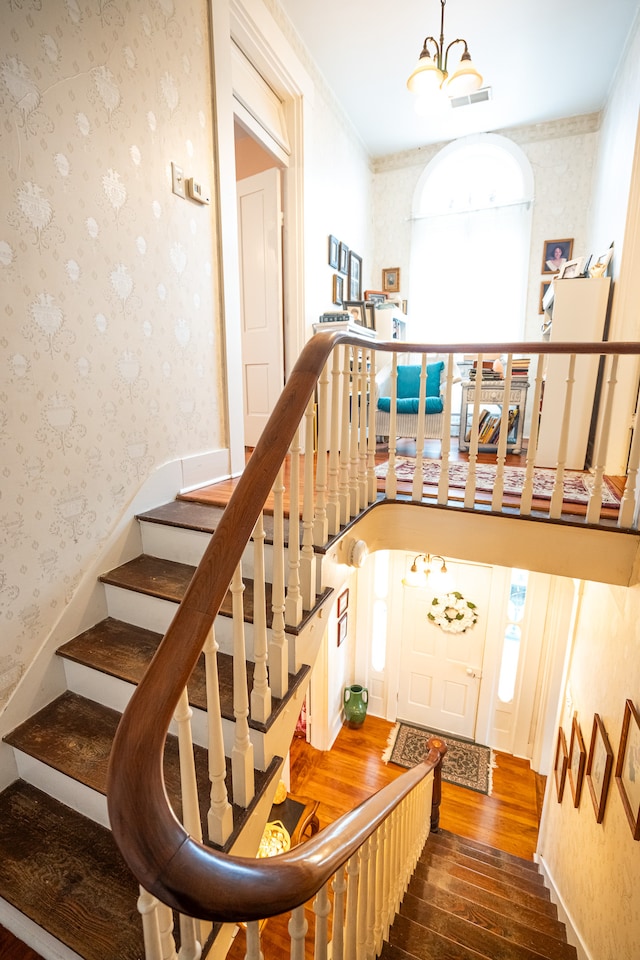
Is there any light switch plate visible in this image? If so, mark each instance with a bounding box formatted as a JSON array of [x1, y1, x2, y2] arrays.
[[171, 161, 185, 199]]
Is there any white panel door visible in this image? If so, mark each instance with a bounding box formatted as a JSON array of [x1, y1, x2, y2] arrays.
[[397, 561, 492, 739], [237, 169, 284, 446]]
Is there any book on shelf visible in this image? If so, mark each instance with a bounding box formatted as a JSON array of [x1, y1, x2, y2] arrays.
[[465, 406, 520, 445]]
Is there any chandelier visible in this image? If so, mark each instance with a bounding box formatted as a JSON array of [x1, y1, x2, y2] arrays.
[[407, 0, 483, 104], [402, 554, 454, 593]]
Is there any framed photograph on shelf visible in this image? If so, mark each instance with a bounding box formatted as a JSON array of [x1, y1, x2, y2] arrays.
[[541, 238, 574, 274], [328, 235, 339, 269], [364, 302, 376, 330], [586, 713, 614, 823], [343, 300, 366, 327], [339, 242, 349, 276], [554, 727, 569, 802], [568, 714, 587, 808], [382, 267, 400, 293], [348, 252, 362, 300], [590, 244, 614, 278], [615, 698, 640, 839], [557, 257, 585, 280], [539, 281, 552, 314], [332, 274, 344, 306], [337, 612, 348, 647], [364, 290, 387, 304], [337, 588, 349, 618]]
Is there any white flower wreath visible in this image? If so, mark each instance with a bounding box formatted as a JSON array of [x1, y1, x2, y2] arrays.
[[427, 591, 478, 634]]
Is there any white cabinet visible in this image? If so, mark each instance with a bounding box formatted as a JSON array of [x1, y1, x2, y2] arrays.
[[535, 277, 611, 470], [374, 305, 406, 342]]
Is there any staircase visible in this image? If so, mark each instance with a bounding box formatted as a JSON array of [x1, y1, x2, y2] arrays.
[[381, 830, 576, 960], [0, 496, 323, 960]]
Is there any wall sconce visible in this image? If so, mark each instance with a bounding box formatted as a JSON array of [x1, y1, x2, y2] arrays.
[[402, 553, 454, 593]]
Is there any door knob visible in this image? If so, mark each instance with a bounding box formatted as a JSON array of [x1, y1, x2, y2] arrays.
[[466, 667, 481, 678]]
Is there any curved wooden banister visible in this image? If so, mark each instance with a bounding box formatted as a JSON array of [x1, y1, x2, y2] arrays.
[[107, 334, 640, 923]]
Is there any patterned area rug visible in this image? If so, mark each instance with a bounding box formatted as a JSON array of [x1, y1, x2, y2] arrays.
[[375, 457, 620, 506], [383, 722, 494, 795]]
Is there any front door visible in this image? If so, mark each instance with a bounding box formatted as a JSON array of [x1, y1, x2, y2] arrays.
[[397, 560, 492, 739], [237, 168, 284, 446]]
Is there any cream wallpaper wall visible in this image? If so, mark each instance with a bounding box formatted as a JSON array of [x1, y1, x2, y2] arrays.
[[0, 1, 222, 709]]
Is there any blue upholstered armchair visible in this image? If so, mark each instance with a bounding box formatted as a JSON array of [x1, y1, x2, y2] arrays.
[[375, 359, 460, 444]]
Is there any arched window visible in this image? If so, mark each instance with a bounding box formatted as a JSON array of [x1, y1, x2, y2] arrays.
[[409, 134, 534, 343]]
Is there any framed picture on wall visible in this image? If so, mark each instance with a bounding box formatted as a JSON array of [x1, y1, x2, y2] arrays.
[[339, 242, 349, 275], [568, 713, 587, 808], [337, 588, 349, 617], [541, 238, 574, 274], [348, 252, 362, 300], [615, 698, 640, 839], [337, 612, 348, 647], [586, 713, 614, 823], [554, 727, 569, 802], [364, 290, 387, 303], [332, 274, 344, 306], [343, 300, 366, 327], [382, 267, 400, 293], [539, 281, 552, 314], [328, 235, 339, 269], [365, 302, 376, 330]]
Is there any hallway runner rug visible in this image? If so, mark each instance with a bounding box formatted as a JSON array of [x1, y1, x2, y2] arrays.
[[383, 722, 494, 795], [375, 457, 620, 506]]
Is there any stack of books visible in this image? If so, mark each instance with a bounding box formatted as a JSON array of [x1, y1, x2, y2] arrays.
[[469, 360, 501, 381], [465, 407, 520, 445], [512, 357, 530, 378]]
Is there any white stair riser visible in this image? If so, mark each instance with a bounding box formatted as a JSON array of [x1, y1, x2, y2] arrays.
[[138, 520, 289, 581], [12, 750, 109, 829], [0, 900, 85, 960]]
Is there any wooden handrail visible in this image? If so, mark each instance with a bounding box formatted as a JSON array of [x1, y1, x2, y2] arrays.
[[107, 335, 640, 923]]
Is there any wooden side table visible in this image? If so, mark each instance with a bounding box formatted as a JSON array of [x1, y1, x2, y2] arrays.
[[268, 793, 320, 846]]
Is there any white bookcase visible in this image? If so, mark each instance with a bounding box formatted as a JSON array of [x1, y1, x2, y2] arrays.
[[535, 277, 611, 470]]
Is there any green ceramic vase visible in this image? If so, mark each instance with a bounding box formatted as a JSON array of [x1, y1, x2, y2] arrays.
[[344, 684, 368, 728]]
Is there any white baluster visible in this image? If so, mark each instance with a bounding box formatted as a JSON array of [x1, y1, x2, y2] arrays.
[[357, 350, 368, 508], [245, 920, 263, 960], [411, 355, 428, 503], [174, 693, 205, 958], [344, 853, 360, 960], [314, 359, 330, 545], [349, 348, 361, 518], [464, 353, 483, 509], [331, 865, 347, 960], [157, 902, 178, 960], [204, 626, 233, 845], [313, 882, 331, 960], [386, 353, 398, 501], [286, 431, 303, 626], [269, 465, 289, 698], [367, 349, 377, 505], [250, 514, 271, 724], [374, 818, 388, 951], [327, 346, 342, 535], [619, 361, 640, 528], [366, 831, 378, 960], [550, 354, 576, 518], [339, 345, 352, 525], [587, 354, 618, 525], [437, 354, 454, 506], [356, 837, 370, 960], [178, 915, 201, 960], [521, 357, 545, 515], [492, 354, 513, 511], [300, 396, 318, 610], [137, 886, 167, 960], [289, 904, 308, 960], [230, 564, 255, 807]]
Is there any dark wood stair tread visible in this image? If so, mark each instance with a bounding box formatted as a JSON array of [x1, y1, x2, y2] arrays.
[[414, 860, 557, 919], [408, 874, 568, 944], [0, 780, 143, 960], [389, 913, 488, 960], [420, 848, 549, 898], [436, 829, 540, 873], [57, 617, 308, 733], [429, 831, 543, 884], [3, 691, 280, 852], [400, 891, 576, 960], [98, 555, 332, 631], [137, 499, 294, 546]]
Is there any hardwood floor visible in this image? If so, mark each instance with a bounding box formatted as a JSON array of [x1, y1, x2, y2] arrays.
[[227, 714, 543, 959]]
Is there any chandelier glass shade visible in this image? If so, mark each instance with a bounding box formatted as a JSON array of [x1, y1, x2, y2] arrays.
[[407, 0, 483, 104], [402, 554, 454, 594]]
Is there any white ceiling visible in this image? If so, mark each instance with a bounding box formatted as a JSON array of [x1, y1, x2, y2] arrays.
[[277, 0, 640, 157]]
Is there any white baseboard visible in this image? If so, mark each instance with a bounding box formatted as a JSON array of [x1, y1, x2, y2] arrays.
[[537, 854, 592, 960], [180, 447, 233, 491]]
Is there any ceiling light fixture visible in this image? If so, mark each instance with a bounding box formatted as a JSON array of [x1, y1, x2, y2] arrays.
[[402, 554, 454, 594], [407, 0, 483, 108]]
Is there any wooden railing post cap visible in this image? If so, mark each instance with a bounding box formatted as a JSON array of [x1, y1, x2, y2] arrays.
[[426, 736, 447, 761]]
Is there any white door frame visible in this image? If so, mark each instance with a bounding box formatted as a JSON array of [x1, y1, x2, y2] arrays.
[[210, 0, 313, 474]]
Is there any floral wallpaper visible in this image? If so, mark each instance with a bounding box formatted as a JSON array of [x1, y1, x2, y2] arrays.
[[0, 0, 222, 710]]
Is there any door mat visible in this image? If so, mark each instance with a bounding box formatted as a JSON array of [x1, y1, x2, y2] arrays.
[[375, 457, 620, 506], [383, 722, 494, 795]]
